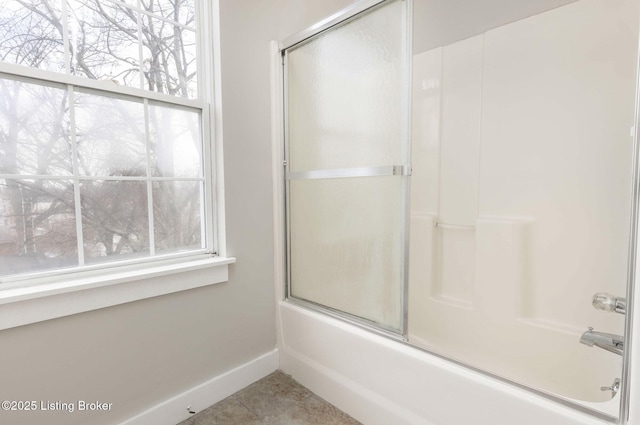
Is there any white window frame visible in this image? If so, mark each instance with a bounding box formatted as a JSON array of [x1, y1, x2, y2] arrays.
[[0, 0, 234, 331]]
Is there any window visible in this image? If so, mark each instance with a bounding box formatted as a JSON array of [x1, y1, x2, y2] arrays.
[[0, 0, 216, 283]]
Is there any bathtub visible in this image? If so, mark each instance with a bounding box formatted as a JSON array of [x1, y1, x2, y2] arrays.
[[277, 301, 622, 425]]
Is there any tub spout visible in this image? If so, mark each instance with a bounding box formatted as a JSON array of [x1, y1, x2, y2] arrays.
[[580, 327, 624, 356]]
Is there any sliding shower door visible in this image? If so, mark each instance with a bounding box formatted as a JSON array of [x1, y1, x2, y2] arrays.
[[283, 0, 411, 333]]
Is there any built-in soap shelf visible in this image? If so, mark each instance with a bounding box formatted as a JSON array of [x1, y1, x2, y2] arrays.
[[434, 222, 475, 231], [431, 219, 477, 307], [412, 215, 533, 318]]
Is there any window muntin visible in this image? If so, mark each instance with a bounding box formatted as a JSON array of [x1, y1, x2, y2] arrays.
[[80, 178, 151, 263], [0, 178, 79, 275], [148, 102, 202, 178], [0, 75, 206, 279], [152, 180, 202, 254], [0, 0, 211, 283], [74, 90, 147, 177], [0, 1, 67, 74], [0, 0, 198, 99], [0, 78, 72, 176]]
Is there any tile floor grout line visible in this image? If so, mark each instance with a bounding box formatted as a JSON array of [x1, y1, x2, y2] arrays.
[[236, 397, 266, 424]]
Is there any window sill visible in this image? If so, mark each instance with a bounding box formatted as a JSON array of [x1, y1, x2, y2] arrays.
[[0, 256, 236, 331]]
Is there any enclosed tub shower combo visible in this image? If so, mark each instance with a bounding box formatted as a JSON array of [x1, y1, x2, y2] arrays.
[[272, 0, 640, 424]]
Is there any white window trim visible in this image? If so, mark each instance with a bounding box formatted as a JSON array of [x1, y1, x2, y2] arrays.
[[0, 256, 235, 331], [0, 0, 232, 330]]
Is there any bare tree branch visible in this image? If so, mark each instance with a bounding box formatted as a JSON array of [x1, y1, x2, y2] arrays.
[[0, 0, 201, 268]]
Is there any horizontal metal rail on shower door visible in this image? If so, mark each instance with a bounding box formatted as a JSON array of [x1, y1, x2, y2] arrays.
[[286, 165, 411, 180]]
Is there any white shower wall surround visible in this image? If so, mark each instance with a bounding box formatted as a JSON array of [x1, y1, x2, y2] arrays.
[[409, 0, 636, 405], [275, 0, 640, 423]]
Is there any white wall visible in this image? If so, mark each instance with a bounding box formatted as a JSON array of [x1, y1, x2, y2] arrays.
[[413, 0, 578, 53], [0, 277, 277, 425]]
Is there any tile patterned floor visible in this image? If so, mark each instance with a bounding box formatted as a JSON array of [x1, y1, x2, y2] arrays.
[[177, 371, 362, 425]]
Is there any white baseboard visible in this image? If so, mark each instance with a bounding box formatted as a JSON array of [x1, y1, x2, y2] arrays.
[[120, 349, 279, 425]]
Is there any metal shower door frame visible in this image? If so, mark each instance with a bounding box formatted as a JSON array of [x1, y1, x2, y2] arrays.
[[279, 0, 413, 338]]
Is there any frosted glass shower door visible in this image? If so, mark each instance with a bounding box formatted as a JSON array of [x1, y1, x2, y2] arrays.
[[284, 0, 410, 333]]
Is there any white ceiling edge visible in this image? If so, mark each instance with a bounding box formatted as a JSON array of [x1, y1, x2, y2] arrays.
[[413, 0, 579, 53]]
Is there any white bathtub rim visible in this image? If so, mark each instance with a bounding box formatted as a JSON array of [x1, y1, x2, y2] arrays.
[[406, 332, 621, 417], [278, 301, 618, 425]]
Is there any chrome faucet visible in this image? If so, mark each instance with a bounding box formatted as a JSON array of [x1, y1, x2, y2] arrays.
[[580, 327, 624, 356]]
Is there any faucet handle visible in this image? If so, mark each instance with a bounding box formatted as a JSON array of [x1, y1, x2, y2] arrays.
[[593, 293, 626, 314], [600, 378, 621, 398]]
